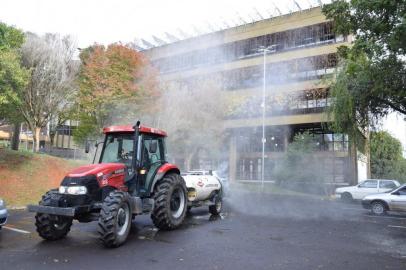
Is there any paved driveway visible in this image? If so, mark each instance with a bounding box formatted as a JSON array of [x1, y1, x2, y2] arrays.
[[1, 192, 405, 270]]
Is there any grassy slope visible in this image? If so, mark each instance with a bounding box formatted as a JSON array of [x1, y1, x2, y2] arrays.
[[0, 149, 83, 207]]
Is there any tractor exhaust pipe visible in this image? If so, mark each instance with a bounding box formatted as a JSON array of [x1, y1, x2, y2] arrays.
[[132, 121, 141, 171]]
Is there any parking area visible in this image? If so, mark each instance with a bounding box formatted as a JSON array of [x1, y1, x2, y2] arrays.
[[1, 192, 405, 270]]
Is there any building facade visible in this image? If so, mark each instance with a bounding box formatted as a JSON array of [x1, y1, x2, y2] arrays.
[[144, 7, 369, 185]]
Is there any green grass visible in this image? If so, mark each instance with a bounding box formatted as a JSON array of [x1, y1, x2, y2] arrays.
[[231, 182, 328, 200]]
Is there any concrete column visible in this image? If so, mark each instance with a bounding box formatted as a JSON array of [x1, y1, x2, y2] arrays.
[[229, 136, 237, 182], [349, 141, 358, 185], [283, 126, 290, 152]]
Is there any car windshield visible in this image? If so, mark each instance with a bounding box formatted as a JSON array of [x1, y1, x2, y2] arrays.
[[392, 185, 406, 193], [384, 187, 398, 193], [100, 134, 134, 166]]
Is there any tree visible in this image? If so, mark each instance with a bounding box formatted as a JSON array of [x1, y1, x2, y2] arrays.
[[74, 44, 157, 143], [154, 77, 225, 170], [273, 132, 331, 195], [0, 22, 29, 150], [370, 131, 406, 181], [322, 0, 405, 139], [14, 33, 79, 152]]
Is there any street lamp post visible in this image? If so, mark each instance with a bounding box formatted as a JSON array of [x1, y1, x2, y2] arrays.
[[257, 46, 272, 188]]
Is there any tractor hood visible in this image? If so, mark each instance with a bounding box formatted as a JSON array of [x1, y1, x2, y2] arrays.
[[66, 163, 126, 178]]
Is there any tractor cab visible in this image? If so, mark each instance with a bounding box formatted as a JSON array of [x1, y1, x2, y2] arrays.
[[97, 123, 168, 196]]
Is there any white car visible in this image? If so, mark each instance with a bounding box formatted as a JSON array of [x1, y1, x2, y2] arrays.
[[0, 198, 8, 230], [182, 170, 224, 215], [335, 179, 400, 202], [362, 184, 406, 215]]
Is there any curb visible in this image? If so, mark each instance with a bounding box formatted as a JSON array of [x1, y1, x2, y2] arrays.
[[8, 206, 27, 210]]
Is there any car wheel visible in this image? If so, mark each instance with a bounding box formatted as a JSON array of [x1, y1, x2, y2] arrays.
[[341, 192, 353, 203], [371, 201, 386, 216]]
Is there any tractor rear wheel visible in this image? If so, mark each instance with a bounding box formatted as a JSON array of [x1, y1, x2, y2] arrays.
[[35, 191, 72, 241], [151, 173, 187, 230], [98, 190, 132, 248]]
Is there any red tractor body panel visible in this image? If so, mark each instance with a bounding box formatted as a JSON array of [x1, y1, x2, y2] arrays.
[[67, 163, 127, 191], [157, 163, 180, 174], [103, 125, 167, 137]]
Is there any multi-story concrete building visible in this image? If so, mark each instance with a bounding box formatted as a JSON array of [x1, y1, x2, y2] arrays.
[[144, 7, 368, 185]]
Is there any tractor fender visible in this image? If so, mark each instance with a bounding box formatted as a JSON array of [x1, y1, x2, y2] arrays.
[[150, 163, 181, 192]]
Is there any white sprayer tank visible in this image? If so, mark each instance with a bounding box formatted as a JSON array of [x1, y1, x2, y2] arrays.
[[182, 174, 221, 201]]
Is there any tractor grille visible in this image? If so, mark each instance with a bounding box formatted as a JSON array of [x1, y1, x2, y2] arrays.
[[61, 175, 101, 201]]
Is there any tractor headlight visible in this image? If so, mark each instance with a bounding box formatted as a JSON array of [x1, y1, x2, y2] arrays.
[[59, 186, 87, 195]]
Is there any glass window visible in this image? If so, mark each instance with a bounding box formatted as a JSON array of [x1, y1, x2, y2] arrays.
[[316, 98, 326, 107], [308, 99, 316, 108], [298, 100, 307, 109], [142, 137, 164, 167], [359, 180, 378, 188], [100, 134, 134, 167], [397, 187, 406, 195], [334, 134, 344, 142], [324, 134, 333, 142], [379, 181, 397, 189]]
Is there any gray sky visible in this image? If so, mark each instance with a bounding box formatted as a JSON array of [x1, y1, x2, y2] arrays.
[[1, 0, 405, 153], [1, 0, 324, 47]]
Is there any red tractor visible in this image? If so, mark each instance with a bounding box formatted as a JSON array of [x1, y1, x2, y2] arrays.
[[28, 121, 188, 247]]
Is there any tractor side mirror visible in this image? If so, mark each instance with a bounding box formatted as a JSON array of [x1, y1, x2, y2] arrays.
[[149, 141, 158, 153], [85, 140, 90, 153]]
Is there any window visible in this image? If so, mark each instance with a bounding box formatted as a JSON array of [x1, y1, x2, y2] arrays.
[[153, 22, 343, 74], [397, 187, 406, 195], [100, 134, 134, 167], [379, 181, 397, 189], [142, 136, 165, 167], [359, 180, 378, 188], [316, 98, 326, 107]]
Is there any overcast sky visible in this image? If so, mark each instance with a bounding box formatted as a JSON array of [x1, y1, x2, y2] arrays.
[[1, 0, 327, 47], [1, 0, 405, 153]]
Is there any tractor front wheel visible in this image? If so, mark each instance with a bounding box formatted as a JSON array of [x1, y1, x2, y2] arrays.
[[98, 190, 132, 248], [151, 173, 187, 230], [35, 191, 72, 241]]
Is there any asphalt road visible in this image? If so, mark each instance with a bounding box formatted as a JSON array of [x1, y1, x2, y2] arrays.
[[1, 191, 406, 270]]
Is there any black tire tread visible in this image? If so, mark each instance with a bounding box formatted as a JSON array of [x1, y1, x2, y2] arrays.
[[97, 190, 131, 248], [35, 190, 72, 241], [151, 173, 187, 230], [341, 192, 353, 203], [209, 193, 222, 215]]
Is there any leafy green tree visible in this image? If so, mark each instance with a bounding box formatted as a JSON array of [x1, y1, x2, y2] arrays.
[[0, 22, 29, 150], [370, 131, 406, 181], [74, 44, 157, 143], [273, 132, 330, 195], [322, 0, 405, 140], [16, 33, 79, 152]]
